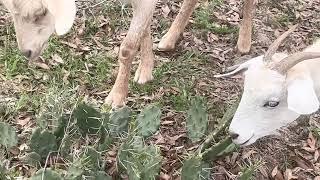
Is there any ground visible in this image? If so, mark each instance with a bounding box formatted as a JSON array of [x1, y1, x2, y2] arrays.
[[0, 0, 320, 179]]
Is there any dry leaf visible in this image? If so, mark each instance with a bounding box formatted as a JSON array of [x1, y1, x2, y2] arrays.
[[272, 165, 279, 178], [52, 54, 64, 64], [17, 117, 31, 127], [284, 169, 298, 180]]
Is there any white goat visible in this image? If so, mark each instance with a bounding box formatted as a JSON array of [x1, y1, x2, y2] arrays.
[[216, 25, 320, 146], [1, 0, 76, 60]]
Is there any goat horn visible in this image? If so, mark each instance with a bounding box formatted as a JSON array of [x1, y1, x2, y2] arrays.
[[272, 52, 320, 74], [263, 24, 299, 63]]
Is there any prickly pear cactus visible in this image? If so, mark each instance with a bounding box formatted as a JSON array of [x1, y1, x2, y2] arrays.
[[0, 122, 17, 148], [30, 168, 62, 180], [73, 103, 102, 135], [118, 136, 162, 180], [186, 97, 208, 142], [21, 152, 41, 167], [181, 155, 202, 180], [30, 128, 58, 158], [60, 135, 72, 157], [65, 165, 83, 180], [0, 163, 6, 180], [136, 105, 161, 137], [108, 106, 131, 136], [82, 147, 101, 171]]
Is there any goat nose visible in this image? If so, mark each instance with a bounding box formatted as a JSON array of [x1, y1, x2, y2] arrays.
[[22, 50, 32, 58], [229, 131, 239, 140]]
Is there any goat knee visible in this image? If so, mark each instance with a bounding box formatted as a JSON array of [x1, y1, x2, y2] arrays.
[[119, 43, 136, 63]]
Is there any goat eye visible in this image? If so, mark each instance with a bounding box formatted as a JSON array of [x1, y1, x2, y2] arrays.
[[263, 101, 280, 108]]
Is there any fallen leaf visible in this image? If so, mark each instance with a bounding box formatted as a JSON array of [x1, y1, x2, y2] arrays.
[[284, 169, 298, 180], [52, 54, 64, 64]]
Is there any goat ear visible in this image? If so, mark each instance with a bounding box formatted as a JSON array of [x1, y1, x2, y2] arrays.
[[287, 77, 319, 114], [44, 0, 76, 35]]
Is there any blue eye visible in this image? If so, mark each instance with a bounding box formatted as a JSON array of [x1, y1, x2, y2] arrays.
[[263, 101, 279, 108]]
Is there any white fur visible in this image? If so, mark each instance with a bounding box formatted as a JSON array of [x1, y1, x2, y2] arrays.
[[43, 0, 76, 35], [224, 39, 320, 146]]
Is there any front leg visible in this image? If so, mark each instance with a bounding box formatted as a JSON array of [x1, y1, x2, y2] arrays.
[[134, 26, 154, 84], [237, 0, 255, 54], [158, 0, 198, 51], [106, 0, 158, 108]]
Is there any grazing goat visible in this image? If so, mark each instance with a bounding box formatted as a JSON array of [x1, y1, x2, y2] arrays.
[[1, 0, 76, 60], [216, 25, 320, 146]]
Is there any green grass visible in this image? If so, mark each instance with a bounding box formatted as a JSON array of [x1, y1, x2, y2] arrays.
[[193, 1, 237, 34]]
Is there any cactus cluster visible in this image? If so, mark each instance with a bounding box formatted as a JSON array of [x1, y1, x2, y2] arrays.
[[2, 92, 239, 180], [181, 102, 239, 179]]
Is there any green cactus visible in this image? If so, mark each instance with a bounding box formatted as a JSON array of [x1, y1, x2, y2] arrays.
[[181, 155, 202, 180], [186, 97, 208, 142], [0, 163, 6, 180], [59, 135, 73, 157], [201, 102, 238, 152], [201, 136, 233, 161], [82, 147, 101, 171], [65, 165, 83, 180], [136, 105, 161, 137], [30, 128, 58, 158], [30, 168, 62, 180], [118, 136, 162, 180], [108, 106, 131, 136], [53, 115, 68, 142], [87, 171, 112, 180], [0, 122, 17, 148], [73, 103, 103, 135], [21, 152, 41, 167]]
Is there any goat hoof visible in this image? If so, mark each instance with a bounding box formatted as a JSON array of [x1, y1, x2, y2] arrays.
[[158, 36, 176, 51], [134, 64, 154, 84], [105, 91, 126, 108], [134, 69, 153, 84]]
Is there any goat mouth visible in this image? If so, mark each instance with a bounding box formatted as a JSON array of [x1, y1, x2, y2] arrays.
[[239, 134, 254, 146]]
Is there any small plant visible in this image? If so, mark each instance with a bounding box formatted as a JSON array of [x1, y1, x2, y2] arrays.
[[0, 122, 17, 149], [118, 136, 162, 180], [187, 97, 208, 142], [136, 104, 161, 137], [30, 168, 62, 180], [108, 106, 131, 136], [29, 128, 58, 159]]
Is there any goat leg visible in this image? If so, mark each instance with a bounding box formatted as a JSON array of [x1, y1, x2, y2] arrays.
[[237, 0, 255, 54], [158, 0, 198, 51], [134, 25, 154, 84], [106, 0, 157, 107]]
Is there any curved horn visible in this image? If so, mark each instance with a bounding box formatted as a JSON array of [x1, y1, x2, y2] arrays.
[[272, 52, 320, 74], [263, 24, 299, 63]]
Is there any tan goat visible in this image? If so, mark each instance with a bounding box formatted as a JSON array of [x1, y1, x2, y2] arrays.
[[1, 0, 76, 60], [106, 0, 256, 107]]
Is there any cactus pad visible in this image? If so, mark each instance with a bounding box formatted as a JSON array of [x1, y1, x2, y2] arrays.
[[30, 128, 58, 158], [0, 122, 17, 148], [136, 105, 161, 137], [186, 97, 208, 142]]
